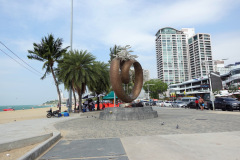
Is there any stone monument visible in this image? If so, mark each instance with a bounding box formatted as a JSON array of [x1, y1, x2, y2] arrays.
[[99, 45, 158, 120]]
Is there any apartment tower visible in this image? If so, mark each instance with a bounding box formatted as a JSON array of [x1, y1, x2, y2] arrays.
[[155, 27, 189, 84], [188, 34, 213, 78]]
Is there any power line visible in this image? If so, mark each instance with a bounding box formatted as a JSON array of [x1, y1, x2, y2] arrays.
[[0, 48, 42, 77], [0, 41, 43, 75]]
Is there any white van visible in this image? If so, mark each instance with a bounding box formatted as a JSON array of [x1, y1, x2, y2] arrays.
[[181, 97, 198, 105]]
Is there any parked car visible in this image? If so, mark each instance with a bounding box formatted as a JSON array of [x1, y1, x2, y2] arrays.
[[207, 97, 240, 111], [163, 101, 173, 107], [151, 101, 157, 106], [142, 101, 150, 106], [186, 101, 208, 109], [181, 97, 198, 106], [155, 100, 163, 106], [172, 101, 187, 108]]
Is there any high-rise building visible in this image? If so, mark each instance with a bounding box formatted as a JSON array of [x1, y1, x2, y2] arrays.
[[155, 27, 189, 84], [143, 69, 150, 83], [188, 33, 213, 78], [213, 60, 230, 74], [181, 28, 195, 39]]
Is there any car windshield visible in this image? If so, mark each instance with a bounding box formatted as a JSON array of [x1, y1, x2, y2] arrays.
[[224, 98, 236, 101], [182, 99, 188, 102]]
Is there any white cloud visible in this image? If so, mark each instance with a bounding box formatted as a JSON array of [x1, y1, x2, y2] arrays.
[[70, 0, 239, 52], [1, 0, 70, 21], [212, 31, 240, 65], [1, 0, 240, 105]]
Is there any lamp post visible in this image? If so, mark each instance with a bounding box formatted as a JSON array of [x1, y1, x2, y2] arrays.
[[146, 84, 154, 100], [202, 58, 215, 110], [68, 0, 73, 113]]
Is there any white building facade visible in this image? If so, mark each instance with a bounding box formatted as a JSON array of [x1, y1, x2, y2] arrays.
[[155, 27, 189, 84], [143, 69, 150, 83], [188, 33, 214, 79]]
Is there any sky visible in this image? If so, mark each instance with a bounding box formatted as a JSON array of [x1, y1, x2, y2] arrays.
[[1, 0, 240, 105]]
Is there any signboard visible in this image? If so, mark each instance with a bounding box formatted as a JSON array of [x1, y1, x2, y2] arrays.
[[210, 72, 223, 91], [200, 84, 210, 88]]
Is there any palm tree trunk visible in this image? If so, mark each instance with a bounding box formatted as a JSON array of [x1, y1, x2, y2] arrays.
[[76, 88, 83, 113], [73, 91, 77, 110], [79, 92, 82, 113], [97, 94, 100, 110], [50, 66, 61, 112], [72, 86, 77, 110]]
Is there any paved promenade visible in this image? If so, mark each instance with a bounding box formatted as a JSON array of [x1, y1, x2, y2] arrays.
[[40, 107, 240, 160], [1, 107, 240, 160], [55, 107, 240, 139]]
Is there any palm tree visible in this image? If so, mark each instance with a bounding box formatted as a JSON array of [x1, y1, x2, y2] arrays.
[[89, 61, 110, 110], [58, 50, 99, 112], [55, 69, 77, 111], [109, 45, 121, 64], [28, 34, 69, 112]]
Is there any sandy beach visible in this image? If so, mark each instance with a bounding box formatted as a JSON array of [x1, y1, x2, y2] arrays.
[[0, 106, 70, 160], [0, 106, 68, 124]]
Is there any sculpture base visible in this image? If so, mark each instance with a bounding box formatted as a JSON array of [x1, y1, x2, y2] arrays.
[[99, 107, 158, 121]]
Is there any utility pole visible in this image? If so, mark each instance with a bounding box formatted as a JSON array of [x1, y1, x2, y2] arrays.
[[209, 72, 215, 110], [147, 84, 154, 100], [68, 0, 73, 113]]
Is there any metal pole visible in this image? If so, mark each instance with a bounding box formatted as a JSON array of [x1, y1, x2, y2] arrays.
[[68, 0, 73, 113], [148, 85, 150, 100], [147, 84, 154, 100], [209, 72, 215, 110], [114, 92, 116, 107]]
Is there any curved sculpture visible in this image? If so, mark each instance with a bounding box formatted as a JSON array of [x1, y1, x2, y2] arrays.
[[110, 58, 143, 103]]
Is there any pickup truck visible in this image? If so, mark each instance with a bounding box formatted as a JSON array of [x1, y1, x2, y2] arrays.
[[207, 97, 240, 111]]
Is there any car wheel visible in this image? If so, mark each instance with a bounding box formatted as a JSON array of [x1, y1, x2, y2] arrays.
[[227, 106, 233, 111], [209, 105, 213, 110]]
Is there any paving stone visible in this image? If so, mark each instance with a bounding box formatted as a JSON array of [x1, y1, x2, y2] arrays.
[[40, 138, 128, 160]]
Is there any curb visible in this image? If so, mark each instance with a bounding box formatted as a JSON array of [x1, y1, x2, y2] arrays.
[[0, 133, 53, 153], [17, 131, 61, 160]]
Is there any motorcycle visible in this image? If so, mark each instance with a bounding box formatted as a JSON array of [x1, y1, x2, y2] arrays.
[[46, 109, 60, 118]]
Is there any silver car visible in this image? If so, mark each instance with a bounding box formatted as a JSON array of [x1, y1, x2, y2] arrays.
[[172, 101, 187, 108], [163, 101, 173, 107]]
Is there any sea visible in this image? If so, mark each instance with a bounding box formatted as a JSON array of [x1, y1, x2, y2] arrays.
[[0, 105, 53, 112]]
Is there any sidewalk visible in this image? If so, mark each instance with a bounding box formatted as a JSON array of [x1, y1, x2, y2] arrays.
[[0, 113, 80, 152], [39, 131, 240, 160], [121, 131, 240, 160], [1, 108, 240, 160], [40, 107, 240, 160]]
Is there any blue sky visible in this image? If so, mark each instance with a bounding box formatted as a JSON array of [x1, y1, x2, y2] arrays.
[[1, 0, 240, 105]]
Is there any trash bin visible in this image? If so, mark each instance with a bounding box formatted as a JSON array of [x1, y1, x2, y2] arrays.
[[63, 112, 69, 117]]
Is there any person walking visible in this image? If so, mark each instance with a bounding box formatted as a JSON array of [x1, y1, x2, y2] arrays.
[[198, 97, 204, 111], [195, 99, 199, 110]]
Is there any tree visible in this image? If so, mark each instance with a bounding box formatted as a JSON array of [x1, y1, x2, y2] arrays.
[[88, 61, 110, 110], [109, 45, 121, 63], [58, 50, 99, 112], [55, 68, 77, 110], [28, 34, 69, 112], [143, 79, 168, 99]]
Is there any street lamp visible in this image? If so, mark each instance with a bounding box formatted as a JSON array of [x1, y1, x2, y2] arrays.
[[146, 84, 154, 100], [202, 58, 215, 110], [68, 0, 73, 113]]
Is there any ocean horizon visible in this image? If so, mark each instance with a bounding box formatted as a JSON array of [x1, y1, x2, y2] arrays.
[[0, 105, 54, 112]]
